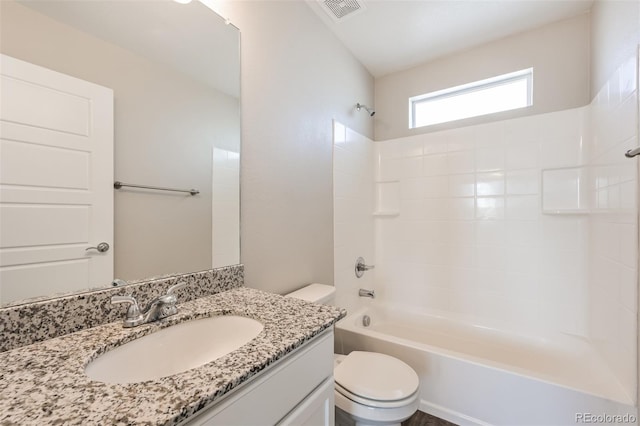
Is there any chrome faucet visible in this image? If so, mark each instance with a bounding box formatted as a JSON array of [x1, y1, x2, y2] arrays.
[[355, 257, 375, 278], [111, 282, 187, 328]]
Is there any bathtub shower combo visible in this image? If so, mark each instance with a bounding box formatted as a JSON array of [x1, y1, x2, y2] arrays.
[[332, 56, 639, 426], [336, 304, 635, 426]]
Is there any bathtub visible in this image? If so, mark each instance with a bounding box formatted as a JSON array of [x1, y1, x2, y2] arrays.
[[334, 304, 638, 426]]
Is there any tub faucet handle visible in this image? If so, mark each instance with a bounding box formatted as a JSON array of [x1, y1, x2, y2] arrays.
[[355, 257, 375, 278]]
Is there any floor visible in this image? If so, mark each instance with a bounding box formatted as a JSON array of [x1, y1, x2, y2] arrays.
[[401, 410, 459, 426], [335, 407, 458, 426]]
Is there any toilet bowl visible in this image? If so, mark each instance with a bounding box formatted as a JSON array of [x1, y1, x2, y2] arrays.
[[286, 284, 420, 426], [334, 352, 419, 426]]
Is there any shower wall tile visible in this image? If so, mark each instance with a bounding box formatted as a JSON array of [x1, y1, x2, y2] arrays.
[[423, 176, 449, 198], [506, 170, 539, 195], [333, 120, 375, 315], [539, 108, 587, 168], [449, 198, 475, 221], [449, 221, 475, 245], [476, 221, 505, 246], [448, 174, 475, 197], [506, 196, 539, 221], [587, 51, 638, 402], [506, 220, 540, 247], [374, 106, 593, 338], [540, 216, 586, 251], [396, 137, 424, 158], [476, 146, 505, 172], [476, 172, 505, 196], [423, 154, 448, 176], [447, 151, 475, 174], [476, 197, 505, 220], [506, 140, 540, 170], [212, 148, 240, 268]]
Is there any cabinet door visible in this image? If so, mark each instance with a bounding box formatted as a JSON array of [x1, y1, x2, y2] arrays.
[[278, 378, 334, 426], [182, 330, 333, 426]]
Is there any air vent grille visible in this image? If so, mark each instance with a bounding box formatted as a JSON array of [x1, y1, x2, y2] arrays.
[[321, 0, 365, 22]]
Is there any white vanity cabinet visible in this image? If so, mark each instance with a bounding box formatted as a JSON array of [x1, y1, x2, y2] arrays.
[[183, 330, 335, 426]]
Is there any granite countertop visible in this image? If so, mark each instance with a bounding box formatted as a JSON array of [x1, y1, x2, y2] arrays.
[[0, 287, 346, 425]]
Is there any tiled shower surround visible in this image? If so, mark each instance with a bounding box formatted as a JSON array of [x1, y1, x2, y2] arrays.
[[0, 264, 243, 352], [334, 54, 638, 401], [333, 121, 375, 315], [212, 148, 241, 268], [374, 108, 593, 336], [588, 53, 638, 397]]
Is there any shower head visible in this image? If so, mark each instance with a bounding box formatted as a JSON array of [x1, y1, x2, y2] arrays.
[[356, 103, 375, 117]]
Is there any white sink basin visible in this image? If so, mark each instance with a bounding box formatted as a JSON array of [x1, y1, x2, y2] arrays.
[[85, 315, 264, 384]]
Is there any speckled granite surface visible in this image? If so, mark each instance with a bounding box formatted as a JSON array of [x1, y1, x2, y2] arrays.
[[0, 265, 243, 353], [0, 286, 346, 425]]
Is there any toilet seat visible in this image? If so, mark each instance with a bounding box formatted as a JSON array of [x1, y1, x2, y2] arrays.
[[335, 381, 418, 409], [334, 351, 419, 404]]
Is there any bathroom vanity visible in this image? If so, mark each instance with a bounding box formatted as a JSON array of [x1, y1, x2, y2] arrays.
[[185, 330, 334, 425], [0, 286, 345, 425]]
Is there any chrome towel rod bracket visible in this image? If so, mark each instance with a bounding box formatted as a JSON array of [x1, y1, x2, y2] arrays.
[[114, 181, 199, 196]]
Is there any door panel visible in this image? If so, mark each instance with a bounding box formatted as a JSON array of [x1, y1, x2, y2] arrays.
[[0, 139, 90, 189], [0, 74, 90, 136], [1, 205, 89, 247], [0, 54, 113, 304], [0, 259, 90, 303]]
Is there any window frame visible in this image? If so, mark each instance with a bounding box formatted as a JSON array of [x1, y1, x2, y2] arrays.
[[409, 68, 534, 129]]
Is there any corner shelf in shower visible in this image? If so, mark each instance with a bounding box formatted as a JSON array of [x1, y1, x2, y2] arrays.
[[375, 180, 400, 216], [541, 166, 590, 214]]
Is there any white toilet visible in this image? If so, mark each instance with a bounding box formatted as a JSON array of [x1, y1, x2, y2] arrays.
[[286, 284, 420, 426]]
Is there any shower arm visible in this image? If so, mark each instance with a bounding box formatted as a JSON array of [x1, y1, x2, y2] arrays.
[[356, 103, 376, 117]]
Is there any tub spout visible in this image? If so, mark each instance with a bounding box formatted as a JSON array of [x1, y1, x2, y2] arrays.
[[359, 289, 375, 298]]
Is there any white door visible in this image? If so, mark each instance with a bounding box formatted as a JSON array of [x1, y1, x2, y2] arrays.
[[0, 54, 114, 304]]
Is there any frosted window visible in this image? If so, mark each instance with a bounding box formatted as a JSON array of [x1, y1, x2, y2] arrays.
[[410, 68, 533, 128]]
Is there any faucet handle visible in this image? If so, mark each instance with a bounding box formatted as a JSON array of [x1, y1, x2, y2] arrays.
[[355, 257, 375, 278], [167, 282, 187, 295], [111, 295, 138, 308], [111, 295, 144, 326]]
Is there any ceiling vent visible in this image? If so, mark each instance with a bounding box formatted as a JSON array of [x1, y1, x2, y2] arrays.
[[318, 0, 366, 23]]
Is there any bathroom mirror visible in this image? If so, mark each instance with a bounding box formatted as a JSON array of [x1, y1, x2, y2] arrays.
[[0, 0, 240, 306]]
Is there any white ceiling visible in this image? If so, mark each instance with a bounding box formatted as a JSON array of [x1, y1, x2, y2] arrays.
[[305, 0, 594, 77]]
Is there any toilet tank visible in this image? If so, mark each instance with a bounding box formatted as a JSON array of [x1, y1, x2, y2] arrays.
[[286, 283, 335, 305]]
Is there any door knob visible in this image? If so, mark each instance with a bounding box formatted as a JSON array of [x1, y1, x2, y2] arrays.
[[86, 242, 110, 253]]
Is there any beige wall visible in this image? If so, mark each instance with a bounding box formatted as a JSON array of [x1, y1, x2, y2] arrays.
[[0, 1, 240, 282], [213, 1, 375, 294], [374, 13, 591, 141]]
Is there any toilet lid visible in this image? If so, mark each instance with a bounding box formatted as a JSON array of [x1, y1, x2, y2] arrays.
[[334, 351, 419, 401]]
